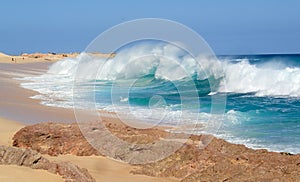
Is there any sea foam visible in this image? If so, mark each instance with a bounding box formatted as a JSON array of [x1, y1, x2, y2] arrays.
[[45, 43, 300, 97]]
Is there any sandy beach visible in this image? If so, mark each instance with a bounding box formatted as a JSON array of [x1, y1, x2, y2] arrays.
[[0, 53, 176, 182], [1, 52, 299, 182], [2, 1, 300, 181]]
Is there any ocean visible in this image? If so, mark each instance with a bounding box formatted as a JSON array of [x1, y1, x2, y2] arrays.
[[19, 42, 300, 154]]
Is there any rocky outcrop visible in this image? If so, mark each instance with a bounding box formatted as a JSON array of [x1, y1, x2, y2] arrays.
[[132, 135, 300, 181], [13, 121, 184, 164], [12, 122, 300, 181], [0, 145, 95, 182], [13, 122, 99, 156]]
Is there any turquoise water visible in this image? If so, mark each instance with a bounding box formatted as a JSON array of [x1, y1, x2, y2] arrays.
[[20, 43, 300, 154]]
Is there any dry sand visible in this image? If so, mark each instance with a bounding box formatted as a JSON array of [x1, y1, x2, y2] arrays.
[[0, 52, 76, 64], [0, 52, 113, 64], [0, 165, 63, 182], [48, 155, 175, 182], [0, 117, 24, 146], [0, 58, 177, 181], [0, 117, 64, 181]]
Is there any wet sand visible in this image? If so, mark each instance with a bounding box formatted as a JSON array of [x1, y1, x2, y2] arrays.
[[0, 62, 76, 123]]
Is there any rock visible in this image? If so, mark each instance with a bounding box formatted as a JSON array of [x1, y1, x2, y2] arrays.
[[132, 136, 300, 181], [12, 121, 173, 164], [12, 121, 300, 181], [13, 122, 99, 156], [0, 146, 95, 182], [0, 146, 49, 171], [52, 161, 95, 182]]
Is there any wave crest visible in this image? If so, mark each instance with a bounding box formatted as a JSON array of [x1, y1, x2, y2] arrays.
[[218, 59, 300, 97], [47, 43, 300, 97]]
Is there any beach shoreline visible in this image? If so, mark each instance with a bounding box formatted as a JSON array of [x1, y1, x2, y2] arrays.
[[1, 53, 299, 181], [0, 62, 77, 124], [0, 53, 177, 181]]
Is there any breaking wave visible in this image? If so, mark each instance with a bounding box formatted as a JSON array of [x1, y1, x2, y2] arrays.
[[47, 42, 300, 97]]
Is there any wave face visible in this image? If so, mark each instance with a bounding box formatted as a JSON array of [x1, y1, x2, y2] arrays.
[[19, 42, 300, 154]]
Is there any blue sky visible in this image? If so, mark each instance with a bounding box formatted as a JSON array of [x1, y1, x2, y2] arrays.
[[0, 0, 299, 55]]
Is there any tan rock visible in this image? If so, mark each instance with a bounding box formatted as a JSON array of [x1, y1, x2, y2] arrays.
[[0, 146, 95, 182], [13, 122, 99, 156]]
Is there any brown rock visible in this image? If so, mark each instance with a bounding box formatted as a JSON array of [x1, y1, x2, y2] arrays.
[[0, 146, 95, 182], [12, 121, 300, 181], [53, 161, 95, 182], [13, 122, 99, 156], [133, 136, 300, 181]]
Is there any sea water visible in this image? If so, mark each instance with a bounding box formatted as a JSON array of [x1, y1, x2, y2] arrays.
[[19, 42, 300, 154]]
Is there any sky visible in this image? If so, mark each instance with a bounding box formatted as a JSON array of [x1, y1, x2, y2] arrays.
[[0, 0, 299, 55]]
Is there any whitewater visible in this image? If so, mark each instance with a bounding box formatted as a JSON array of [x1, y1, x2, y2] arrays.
[[19, 42, 300, 154]]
